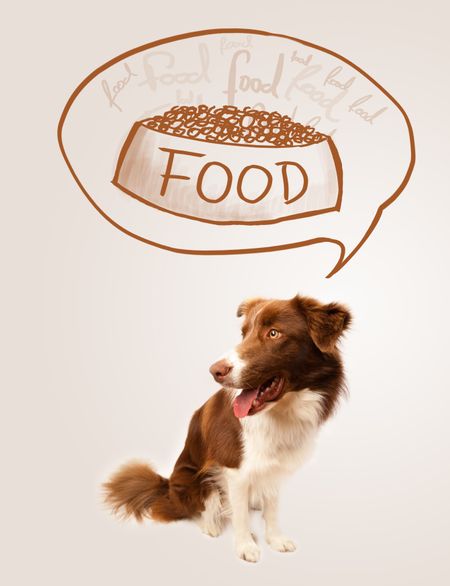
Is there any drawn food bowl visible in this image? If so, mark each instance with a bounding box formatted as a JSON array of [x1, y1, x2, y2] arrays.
[[112, 105, 343, 225]]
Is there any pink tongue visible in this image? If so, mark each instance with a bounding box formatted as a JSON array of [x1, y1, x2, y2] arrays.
[[233, 388, 259, 418]]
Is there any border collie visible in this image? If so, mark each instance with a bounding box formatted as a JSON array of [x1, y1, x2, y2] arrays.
[[104, 295, 351, 562]]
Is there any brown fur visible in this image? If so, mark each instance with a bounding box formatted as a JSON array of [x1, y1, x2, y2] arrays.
[[104, 389, 242, 522], [103, 461, 170, 522], [104, 295, 351, 523]]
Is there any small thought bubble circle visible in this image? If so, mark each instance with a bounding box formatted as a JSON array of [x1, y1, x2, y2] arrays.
[[58, 28, 415, 277]]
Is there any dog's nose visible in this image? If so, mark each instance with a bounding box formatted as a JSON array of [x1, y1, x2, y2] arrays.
[[209, 360, 232, 383]]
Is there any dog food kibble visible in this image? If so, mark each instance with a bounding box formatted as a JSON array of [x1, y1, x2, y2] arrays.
[[144, 105, 326, 147]]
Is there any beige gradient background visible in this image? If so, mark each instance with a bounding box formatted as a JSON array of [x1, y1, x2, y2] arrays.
[[2, 1, 450, 585]]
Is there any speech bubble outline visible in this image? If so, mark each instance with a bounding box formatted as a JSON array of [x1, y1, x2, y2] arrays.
[[57, 27, 415, 277]]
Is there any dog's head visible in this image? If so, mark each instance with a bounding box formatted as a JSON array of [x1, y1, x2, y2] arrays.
[[209, 295, 351, 418]]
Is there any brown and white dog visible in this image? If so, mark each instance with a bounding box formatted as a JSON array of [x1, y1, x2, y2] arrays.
[[104, 295, 351, 562]]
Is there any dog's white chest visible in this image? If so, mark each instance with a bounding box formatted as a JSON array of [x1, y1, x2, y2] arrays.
[[240, 390, 323, 479]]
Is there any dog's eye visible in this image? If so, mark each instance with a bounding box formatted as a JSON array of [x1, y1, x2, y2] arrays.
[[268, 328, 281, 339]]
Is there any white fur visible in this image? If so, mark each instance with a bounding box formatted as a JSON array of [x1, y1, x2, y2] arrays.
[[239, 389, 323, 480], [199, 389, 324, 562], [222, 349, 246, 388], [196, 489, 223, 537]]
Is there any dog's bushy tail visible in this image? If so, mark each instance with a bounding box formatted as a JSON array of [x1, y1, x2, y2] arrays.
[[103, 461, 186, 523]]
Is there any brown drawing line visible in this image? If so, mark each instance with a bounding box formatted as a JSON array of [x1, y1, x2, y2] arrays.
[[275, 161, 309, 204], [57, 27, 415, 278], [196, 161, 233, 203], [112, 120, 141, 185], [236, 164, 273, 203]]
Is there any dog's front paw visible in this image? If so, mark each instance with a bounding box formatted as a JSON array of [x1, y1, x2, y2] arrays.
[[266, 534, 296, 552], [236, 540, 261, 563]]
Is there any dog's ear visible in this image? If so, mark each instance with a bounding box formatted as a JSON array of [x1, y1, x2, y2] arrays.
[[237, 297, 266, 318], [294, 295, 352, 353]]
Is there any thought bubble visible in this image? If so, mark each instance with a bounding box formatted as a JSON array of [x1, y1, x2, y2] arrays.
[[58, 28, 415, 277]]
